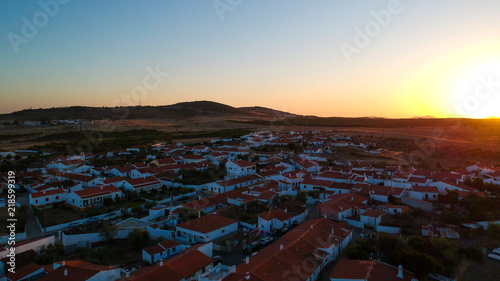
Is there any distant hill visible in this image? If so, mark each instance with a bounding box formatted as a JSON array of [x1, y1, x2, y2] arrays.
[[239, 106, 299, 118], [0, 101, 297, 121]]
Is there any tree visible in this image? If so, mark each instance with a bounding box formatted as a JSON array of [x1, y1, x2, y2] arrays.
[[487, 222, 500, 241], [128, 229, 150, 249], [99, 222, 117, 242], [36, 243, 65, 265], [103, 197, 113, 207]]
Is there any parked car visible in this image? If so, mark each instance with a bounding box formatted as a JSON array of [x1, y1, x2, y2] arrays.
[[243, 242, 259, 254], [258, 237, 273, 246], [293, 219, 305, 226], [274, 227, 288, 236], [213, 255, 223, 265], [69, 222, 83, 228]]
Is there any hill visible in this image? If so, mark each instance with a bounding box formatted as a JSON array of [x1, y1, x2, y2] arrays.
[[0, 101, 294, 121]]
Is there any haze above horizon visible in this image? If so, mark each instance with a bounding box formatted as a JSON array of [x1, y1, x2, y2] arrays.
[[2, 1, 500, 119]]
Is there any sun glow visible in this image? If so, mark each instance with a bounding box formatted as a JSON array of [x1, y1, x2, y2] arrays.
[[452, 59, 500, 119]]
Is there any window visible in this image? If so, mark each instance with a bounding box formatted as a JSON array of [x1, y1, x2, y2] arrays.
[[45, 198, 49, 201], [56, 196, 59, 200], [36, 200, 38, 203]]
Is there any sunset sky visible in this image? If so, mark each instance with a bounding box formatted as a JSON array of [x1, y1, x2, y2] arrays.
[[1, 1, 500, 118]]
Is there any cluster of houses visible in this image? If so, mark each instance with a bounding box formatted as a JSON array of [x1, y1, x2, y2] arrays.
[[1, 129, 499, 281]]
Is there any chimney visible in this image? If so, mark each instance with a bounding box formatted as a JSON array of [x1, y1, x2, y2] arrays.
[[280, 244, 283, 250], [324, 214, 326, 219], [397, 265, 403, 278], [62, 261, 65, 266], [245, 272, 250, 280], [331, 228, 334, 235], [160, 260, 163, 266], [284, 207, 287, 213], [126, 271, 130, 277], [64, 268, 68, 276], [245, 256, 249, 264]]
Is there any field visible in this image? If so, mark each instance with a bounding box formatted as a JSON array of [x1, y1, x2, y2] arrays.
[[1, 115, 500, 169]]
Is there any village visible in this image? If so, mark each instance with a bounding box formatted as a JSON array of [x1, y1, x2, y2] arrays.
[[0, 129, 499, 281]]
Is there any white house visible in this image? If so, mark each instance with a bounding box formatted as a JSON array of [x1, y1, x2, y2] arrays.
[[360, 209, 385, 228], [225, 160, 257, 177], [257, 208, 306, 232], [175, 214, 238, 244], [142, 239, 188, 264], [66, 185, 122, 209], [29, 189, 67, 207], [123, 176, 162, 192]]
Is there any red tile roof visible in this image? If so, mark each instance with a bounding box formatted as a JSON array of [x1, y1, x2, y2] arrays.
[[330, 260, 417, 281], [259, 208, 294, 222], [74, 185, 120, 199], [361, 209, 386, 218], [5, 262, 43, 281], [176, 214, 238, 234], [30, 188, 66, 198]]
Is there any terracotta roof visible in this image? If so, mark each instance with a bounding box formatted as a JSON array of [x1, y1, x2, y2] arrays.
[[229, 160, 256, 167], [259, 208, 295, 222], [224, 218, 352, 281], [330, 260, 417, 281], [361, 209, 386, 218], [38, 260, 116, 281], [176, 214, 238, 234], [5, 262, 43, 281], [126, 248, 212, 281], [30, 188, 66, 198], [74, 185, 120, 199]]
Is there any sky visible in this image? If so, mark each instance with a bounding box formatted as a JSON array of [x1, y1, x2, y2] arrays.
[[1, 0, 500, 118]]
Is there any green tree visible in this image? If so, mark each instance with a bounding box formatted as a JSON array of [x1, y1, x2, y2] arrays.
[[487, 222, 500, 241], [99, 222, 118, 242], [128, 229, 150, 249]]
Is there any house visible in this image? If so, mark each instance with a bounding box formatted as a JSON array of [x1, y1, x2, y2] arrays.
[[37, 260, 121, 281], [330, 260, 418, 281], [360, 209, 386, 228], [5, 262, 45, 281], [225, 160, 256, 177], [317, 193, 369, 221], [142, 239, 188, 264], [110, 166, 134, 177], [66, 185, 122, 209], [410, 186, 440, 201], [175, 214, 238, 244], [300, 178, 334, 191], [291, 156, 321, 173], [123, 176, 162, 192], [121, 243, 214, 281], [257, 208, 299, 232], [182, 154, 208, 164], [222, 219, 353, 281], [358, 185, 391, 203], [380, 203, 410, 215], [207, 174, 261, 193], [29, 188, 67, 207]]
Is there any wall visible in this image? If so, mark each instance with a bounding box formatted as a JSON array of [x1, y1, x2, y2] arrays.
[[376, 225, 401, 234], [0, 235, 55, 258], [61, 229, 133, 246], [345, 219, 364, 229], [401, 196, 433, 212]]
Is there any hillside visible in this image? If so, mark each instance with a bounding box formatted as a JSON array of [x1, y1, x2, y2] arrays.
[[0, 101, 294, 121]]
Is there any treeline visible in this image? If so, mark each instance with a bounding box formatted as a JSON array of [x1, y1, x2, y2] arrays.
[[229, 117, 500, 128]]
